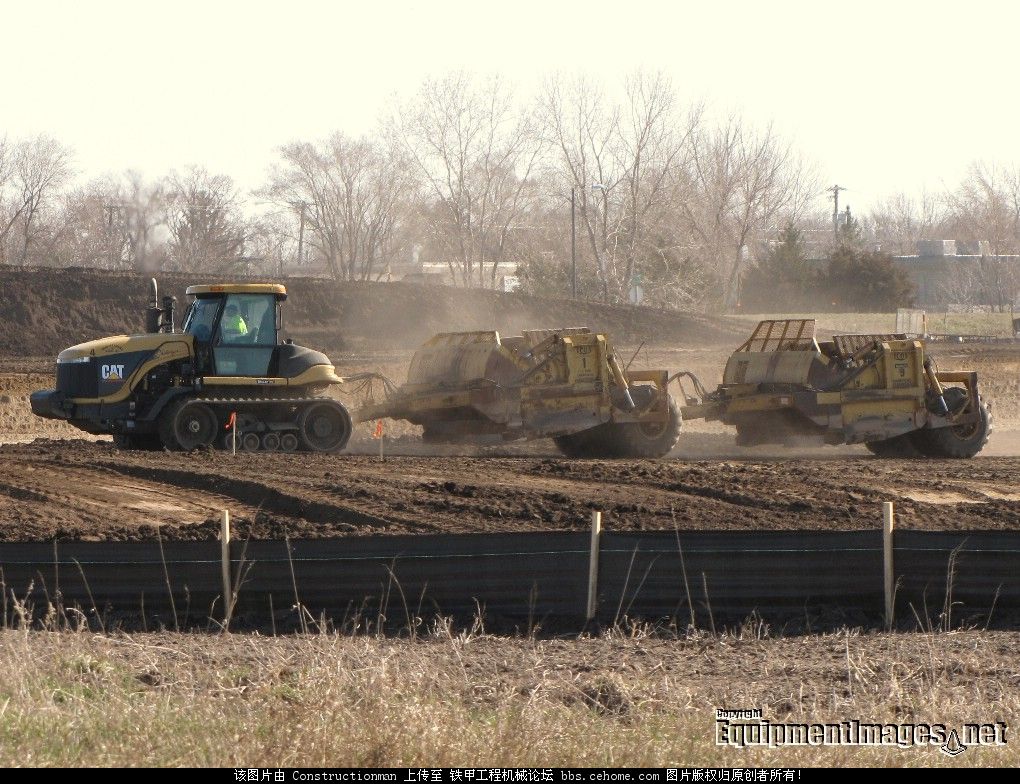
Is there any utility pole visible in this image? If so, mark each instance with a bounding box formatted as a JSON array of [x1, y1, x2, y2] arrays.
[[592, 183, 610, 303], [104, 204, 121, 269], [570, 186, 576, 298], [829, 184, 846, 241], [296, 201, 307, 273]]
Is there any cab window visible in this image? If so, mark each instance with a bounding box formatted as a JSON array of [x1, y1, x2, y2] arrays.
[[183, 297, 220, 343], [215, 294, 277, 346]]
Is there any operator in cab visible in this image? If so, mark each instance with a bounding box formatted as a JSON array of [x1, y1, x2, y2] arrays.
[[221, 303, 248, 342]]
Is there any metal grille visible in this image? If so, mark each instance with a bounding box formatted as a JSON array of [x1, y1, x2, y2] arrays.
[[737, 320, 817, 353], [55, 361, 99, 398]]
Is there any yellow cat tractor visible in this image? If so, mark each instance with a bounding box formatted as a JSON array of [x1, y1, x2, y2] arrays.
[[677, 319, 991, 458], [31, 280, 352, 452], [356, 328, 681, 458]]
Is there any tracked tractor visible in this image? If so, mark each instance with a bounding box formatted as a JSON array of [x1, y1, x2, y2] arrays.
[[356, 328, 681, 458], [31, 280, 352, 452], [678, 319, 991, 458]]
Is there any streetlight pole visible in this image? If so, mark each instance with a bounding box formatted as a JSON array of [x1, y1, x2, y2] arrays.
[[570, 186, 576, 298]]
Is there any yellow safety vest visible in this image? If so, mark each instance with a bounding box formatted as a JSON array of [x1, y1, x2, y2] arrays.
[[223, 314, 248, 335]]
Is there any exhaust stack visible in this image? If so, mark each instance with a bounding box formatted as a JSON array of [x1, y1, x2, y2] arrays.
[[144, 278, 177, 334]]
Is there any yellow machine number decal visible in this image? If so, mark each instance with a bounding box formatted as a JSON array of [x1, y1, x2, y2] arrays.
[[571, 344, 598, 382]]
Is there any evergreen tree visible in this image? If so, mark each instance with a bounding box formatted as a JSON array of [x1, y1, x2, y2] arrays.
[[740, 225, 812, 311], [821, 245, 914, 311]]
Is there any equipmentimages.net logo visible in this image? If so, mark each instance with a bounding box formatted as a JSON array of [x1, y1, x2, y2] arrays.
[[715, 709, 1007, 756]]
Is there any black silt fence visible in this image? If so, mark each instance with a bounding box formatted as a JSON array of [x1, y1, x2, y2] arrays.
[[0, 528, 1018, 629]]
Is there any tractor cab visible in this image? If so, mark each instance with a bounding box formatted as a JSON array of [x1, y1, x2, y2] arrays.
[[183, 284, 286, 377]]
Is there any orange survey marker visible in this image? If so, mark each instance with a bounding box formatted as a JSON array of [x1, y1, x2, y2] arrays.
[[373, 420, 384, 439], [225, 411, 237, 430]]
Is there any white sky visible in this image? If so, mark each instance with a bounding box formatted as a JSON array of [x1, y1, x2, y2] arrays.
[[2, 0, 1016, 214]]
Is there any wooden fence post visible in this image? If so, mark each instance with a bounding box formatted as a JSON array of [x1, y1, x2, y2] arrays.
[[586, 510, 602, 621], [221, 509, 232, 626], [883, 501, 895, 629]]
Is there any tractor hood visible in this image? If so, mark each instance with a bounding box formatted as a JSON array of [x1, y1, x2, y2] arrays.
[[54, 332, 195, 402], [57, 333, 194, 363]]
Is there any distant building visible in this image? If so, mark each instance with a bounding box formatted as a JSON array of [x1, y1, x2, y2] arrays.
[[805, 240, 1020, 308], [891, 240, 1018, 307], [397, 261, 519, 288], [280, 256, 519, 289]]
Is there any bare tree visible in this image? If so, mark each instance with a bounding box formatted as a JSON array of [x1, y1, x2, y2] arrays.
[[398, 72, 543, 287], [936, 259, 984, 307], [115, 172, 169, 272], [539, 72, 706, 303], [932, 162, 1020, 309], [35, 172, 168, 271], [943, 161, 1020, 254], [0, 136, 27, 260], [264, 133, 412, 281], [0, 135, 73, 265], [37, 180, 124, 269], [164, 167, 246, 273], [977, 255, 1020, 311], [539, 75, 621, 300], [868, 191, 945, 255], [244, 210, 299, 277], [612, 73, 702, 300], [677, 119, 814, 308], [0, 137, 13, 244]]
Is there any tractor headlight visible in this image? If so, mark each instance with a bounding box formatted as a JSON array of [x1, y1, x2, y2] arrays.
[[58, 356, 92, 364]]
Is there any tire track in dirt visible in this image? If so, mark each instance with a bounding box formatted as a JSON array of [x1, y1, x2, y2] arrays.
[[0, 458, 244, 540], [12, 462, 227, 516], [89, 460, 421, 533], [4, 440, 1020, 540]]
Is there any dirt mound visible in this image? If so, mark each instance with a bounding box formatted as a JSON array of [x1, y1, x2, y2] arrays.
[[0, 266, 744, 358]]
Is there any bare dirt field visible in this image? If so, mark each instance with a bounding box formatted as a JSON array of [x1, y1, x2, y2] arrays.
[[3, 336, 1020, 542], [4, 432, 1020, 541], [2, 266, 1020, 543]]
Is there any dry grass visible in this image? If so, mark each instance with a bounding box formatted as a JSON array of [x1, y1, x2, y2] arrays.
[[0, 625, 1017, 767], [736, 312, 1017, 338]]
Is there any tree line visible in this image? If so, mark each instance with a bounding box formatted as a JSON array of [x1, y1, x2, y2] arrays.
[[2, 71, 1018, 311]]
